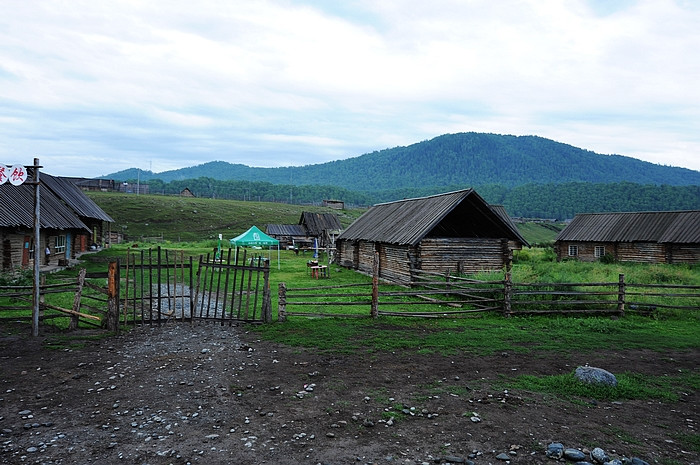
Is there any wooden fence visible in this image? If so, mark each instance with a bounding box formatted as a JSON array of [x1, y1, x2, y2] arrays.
[[278, 256, 699, 320], [0, 246, 272, 333], [0, 265, 121, 331]]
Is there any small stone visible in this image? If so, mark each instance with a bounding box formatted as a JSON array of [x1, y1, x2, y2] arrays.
[[591, 447, 608, 463], [564, 448, 587, 461], [495, 452, 510, 461], [326, 432, 335, 438], [546, 443, 564, 459]]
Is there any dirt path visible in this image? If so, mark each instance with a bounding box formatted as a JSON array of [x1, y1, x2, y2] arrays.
[[0, 323, 697, 464]]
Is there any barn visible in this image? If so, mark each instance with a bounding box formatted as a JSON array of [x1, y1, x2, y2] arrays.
[[335, 189, 528, 284], [555, 210, 700, 264], [0, 172, 113, 270]]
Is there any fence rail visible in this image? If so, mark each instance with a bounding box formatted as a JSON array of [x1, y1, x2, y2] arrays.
[[278, 253, 699, 320]]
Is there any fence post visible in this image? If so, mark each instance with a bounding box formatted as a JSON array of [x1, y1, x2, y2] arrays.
[[105, 260, 120, 333], [617, 273, 625, 317], [69, 268, 86, 331], [371, 251, 379, 318], [278, 282, 287, 322], [262, 267, 272, 323], [503, 271, 512, 317]]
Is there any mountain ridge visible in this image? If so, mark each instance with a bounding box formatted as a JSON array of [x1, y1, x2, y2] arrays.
[[105, 132, 700, 189]]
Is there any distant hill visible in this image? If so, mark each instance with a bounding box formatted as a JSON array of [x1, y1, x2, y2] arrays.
[[107, 132, 700, 189]]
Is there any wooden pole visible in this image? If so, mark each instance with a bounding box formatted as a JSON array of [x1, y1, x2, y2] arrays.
[[371, 251, 379, 318], [617, 273, 625, 317], [69, 268, 87, 331], [32, 158, 41, 337], [504, 271, 513, 317], [105, 260, 120, 332], [278, 282, 287, 322]]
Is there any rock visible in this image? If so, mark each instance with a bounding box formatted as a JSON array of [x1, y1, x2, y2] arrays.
[[575, 366, 618, 387], [546, 442, 564, 459], [495, 452, 510, 460], [564, 448, 587, 461], [591, 447, 608, 463]]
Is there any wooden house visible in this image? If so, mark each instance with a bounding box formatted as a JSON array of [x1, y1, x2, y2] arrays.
[[555, 210, 700, 264], [322, 199, 345, 210], [300, 212, 342, 248], [0, 172, 114, 270], [180, 187, 195, 197], [336, 189, 528, 284], [267, 212, 343, 249], [266, 224, 308, 249]]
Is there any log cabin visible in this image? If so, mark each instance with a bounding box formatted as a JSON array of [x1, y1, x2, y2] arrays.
[[335, 189, 528, 284], [555, 210, 700, 264], [0, 172, 113, 270]]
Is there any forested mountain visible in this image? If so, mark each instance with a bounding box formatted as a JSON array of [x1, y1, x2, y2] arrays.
[[107, 132, 700, 189], [106, 132, 699, 219]]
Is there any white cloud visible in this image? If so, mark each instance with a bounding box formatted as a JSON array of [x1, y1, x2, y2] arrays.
[[0, 0, 698, 177]]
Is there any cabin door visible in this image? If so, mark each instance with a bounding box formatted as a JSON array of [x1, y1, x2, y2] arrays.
[[22, 236, 31, 266], [65, 233, 72, 260]]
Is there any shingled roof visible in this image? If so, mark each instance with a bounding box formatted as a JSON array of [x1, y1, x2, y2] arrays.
[[338, 189, 528, 247], [556, 210, 700, 244]]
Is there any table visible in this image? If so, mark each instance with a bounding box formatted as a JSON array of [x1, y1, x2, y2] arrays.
[[310, 265, 328, 279]]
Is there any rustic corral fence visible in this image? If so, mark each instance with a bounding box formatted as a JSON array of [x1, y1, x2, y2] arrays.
[[0, 246, 272, 333], [278, 255, 699, 320], [0, 266, 119, 330]]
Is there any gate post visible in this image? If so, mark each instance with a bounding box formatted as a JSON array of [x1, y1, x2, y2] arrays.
[[278, 282, 287, 322], [262, 265, 272, 323], [105, 260, 120, 333]]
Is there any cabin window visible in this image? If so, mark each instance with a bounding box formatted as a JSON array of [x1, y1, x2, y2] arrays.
[[55, 235, 66, 253], [594, 246, 605, 258], [568, 245, 578, 257]]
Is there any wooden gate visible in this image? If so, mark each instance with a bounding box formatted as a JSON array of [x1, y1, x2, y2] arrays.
[[121, 247, 271, 325]]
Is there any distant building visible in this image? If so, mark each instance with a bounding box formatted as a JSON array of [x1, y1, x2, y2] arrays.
[[555, 210, 700, 263], [180, 187, 195, 197], [266, 212, 343, 249], [322, 199, 344, 210], [117, 182, 150, 195]]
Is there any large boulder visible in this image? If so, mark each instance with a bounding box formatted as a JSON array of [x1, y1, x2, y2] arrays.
[[575, 366, 618, 387]]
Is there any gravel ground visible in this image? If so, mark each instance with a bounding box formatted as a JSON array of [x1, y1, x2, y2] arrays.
[[0, 322, 698, 464]]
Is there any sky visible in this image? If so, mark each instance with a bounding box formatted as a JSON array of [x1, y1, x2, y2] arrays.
[[1, 0, 699, 178]]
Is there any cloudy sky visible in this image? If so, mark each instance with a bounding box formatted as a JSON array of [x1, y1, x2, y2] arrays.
[[1, 0, 699, 178]]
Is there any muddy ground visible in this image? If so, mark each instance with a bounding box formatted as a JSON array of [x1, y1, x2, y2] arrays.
[[0, 322, 697, 465]]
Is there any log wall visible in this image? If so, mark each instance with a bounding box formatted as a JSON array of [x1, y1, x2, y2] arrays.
[[667, 244, 700, 264], [419, 238, 508, 274]]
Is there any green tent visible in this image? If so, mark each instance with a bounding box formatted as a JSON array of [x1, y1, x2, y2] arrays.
[[229, 225, 280, 269]]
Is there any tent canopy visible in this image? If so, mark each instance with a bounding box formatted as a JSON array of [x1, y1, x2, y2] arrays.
[[230, 226, 280, 269], [230, 225, 279, 247]]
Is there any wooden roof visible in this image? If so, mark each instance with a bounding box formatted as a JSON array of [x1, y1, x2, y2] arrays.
[[42, 174, 114, 222], [299, 212, 342, 235], [0, 182, 90, 231], [266, 224, 307, 236], [556, 210, 700, 244], [338, 189, 528, 247]]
